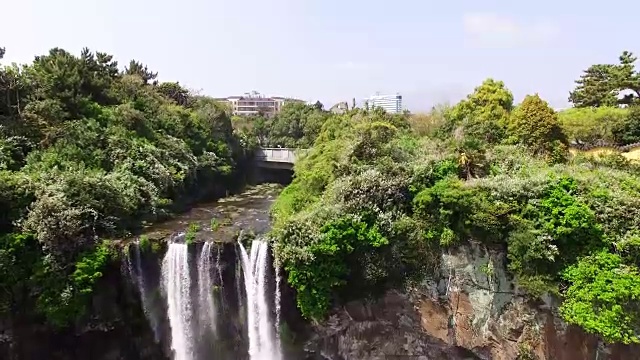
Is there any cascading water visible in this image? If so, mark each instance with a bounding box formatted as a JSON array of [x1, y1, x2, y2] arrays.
[[197, 242, 217, 337], [125, 186, 288, 360], [239, 239, 282, 360], [162, 242, 195, 360], [125, 240, 162, 342], [274, 260, 282, 349]]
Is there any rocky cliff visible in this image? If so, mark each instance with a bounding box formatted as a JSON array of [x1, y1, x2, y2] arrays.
[[303, 241, 637, 360], [0, 258, 166, 360], [2, 240, 637, 360]]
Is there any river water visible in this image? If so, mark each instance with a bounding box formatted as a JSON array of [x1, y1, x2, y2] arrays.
[[140, 183, 282, 244], [125, 184, 285, 360]]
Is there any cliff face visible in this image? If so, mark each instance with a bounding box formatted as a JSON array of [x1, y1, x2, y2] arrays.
[[304, 242, 638, 360], [0, 259, 166, 360], [2, 241, 637, 360]]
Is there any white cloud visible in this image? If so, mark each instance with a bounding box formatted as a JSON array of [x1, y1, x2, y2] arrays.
[[462, 12, 559, 48]]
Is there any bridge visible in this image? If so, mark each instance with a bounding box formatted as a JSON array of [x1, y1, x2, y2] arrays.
[[255, 147, 299, 170]]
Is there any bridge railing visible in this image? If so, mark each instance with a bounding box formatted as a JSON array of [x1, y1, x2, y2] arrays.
[[255, 148, 297, 163]]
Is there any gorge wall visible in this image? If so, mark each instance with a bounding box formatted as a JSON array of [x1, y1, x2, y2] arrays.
[[304, 241, 637, 360], [0, 255, 165, 360], [2, 236, 637, 360]]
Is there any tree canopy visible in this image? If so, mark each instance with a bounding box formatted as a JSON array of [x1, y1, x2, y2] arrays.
[[3, 45, 640, 349], [0, 47, 247, 326], [447, 78, 514, 143], [271, 74, 640, 347], [508, 94, 568, 161], [232, 101, 331, 148], [557, 51, 640, 146], [569, 51, 640, 107]]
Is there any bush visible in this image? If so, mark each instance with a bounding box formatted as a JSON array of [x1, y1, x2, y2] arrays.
[[560, 251, 640, 344], [558, 107, 627, 145], [284, 215, 388, 320]]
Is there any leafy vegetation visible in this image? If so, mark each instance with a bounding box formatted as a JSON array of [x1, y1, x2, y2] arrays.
[[562, 50, 640, 146], [232, 101, 331, 148], [3, 42, 640, 347], [185, 222, 200, 245], [271, 52, 640, 346], [569, 51, 640, 108], [0, 47, 249, 326], [507, 94, 568, 162]]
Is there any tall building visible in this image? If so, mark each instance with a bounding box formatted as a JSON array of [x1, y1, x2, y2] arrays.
[[217, 91, 304, 117], [365, 93, 403, 114]]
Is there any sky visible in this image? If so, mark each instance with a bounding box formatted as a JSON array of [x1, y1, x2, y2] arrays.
[[1, 0, 638, 112]]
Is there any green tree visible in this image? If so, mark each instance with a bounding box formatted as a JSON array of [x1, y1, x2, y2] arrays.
[[448, 78, 513, 143], [156, 82, 192, 107], [569, 64, 619, 107], [612, 105, 640, 144], [558, 107, 628, 145], [560, 251, 640, 344], [267, 102, 330, 148], [616, 51, 640, 105], [508, 94, 568, 161], [569, 51, 640, 107], [124, 60, 158, 85], [0, 47, 246, 327]]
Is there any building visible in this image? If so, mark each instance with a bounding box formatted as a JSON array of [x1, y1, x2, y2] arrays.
[[365, 93, 403, 114], [217, 91, 303, 117]]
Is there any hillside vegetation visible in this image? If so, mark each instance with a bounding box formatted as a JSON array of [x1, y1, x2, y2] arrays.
[[231, 100, 331, 149], [0, 47, 248, 326], [271, 52, 640, 346], [2, 44, 640, 348]]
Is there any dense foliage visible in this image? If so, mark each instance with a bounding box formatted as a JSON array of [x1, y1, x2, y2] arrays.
[[0, 47, 248, 326], [562, 50, 640, 146], [569, 51, 640, 108], [271, 62, 640, 346], [232, 101, 331, 148], [3, 43, 640, 347]]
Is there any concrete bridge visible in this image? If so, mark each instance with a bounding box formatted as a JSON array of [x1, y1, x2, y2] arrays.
[[255, 147, 299, 170]]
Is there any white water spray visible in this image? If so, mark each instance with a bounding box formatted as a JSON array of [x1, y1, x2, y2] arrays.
[[161, 243, 195, 360], [239, 239, 281, 360], [274, 258, 282, 349], [198, 242, 217, 337], [125, 241, 161, 342], [216, 246, 224, 287]]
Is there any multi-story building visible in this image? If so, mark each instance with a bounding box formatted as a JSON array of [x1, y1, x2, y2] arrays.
[[217, 91, 303, 117], [365, 93, 403, 114]]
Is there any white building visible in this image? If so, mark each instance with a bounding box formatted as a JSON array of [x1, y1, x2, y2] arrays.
[[365, 93, 403, 114], [217, 91, 304, 117]]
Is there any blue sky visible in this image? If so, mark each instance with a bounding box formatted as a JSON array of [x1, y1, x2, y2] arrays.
[[1, 0, 637, 111]]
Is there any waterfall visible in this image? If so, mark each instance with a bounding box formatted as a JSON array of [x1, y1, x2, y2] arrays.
[[216, 246, 224, 288], [161, 243, 195, 360], [135, 234, 283, 359], [197, 242, 217, 337], [239, 239, 282, 360], [274, 260, 282, 349], [125, 241, 161, 342]]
